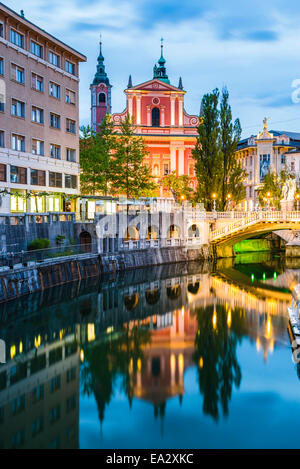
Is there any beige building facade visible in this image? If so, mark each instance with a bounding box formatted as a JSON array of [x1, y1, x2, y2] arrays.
[[0, 3, 86, 214]]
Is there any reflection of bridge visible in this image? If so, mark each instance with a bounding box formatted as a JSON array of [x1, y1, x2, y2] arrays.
[[210, 211, 300, 245]]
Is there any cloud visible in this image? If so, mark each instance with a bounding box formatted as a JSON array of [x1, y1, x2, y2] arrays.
[[3, 0, 300, 137]]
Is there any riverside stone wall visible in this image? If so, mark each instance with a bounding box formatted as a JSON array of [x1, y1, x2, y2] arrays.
[[0, 245, 212, 303]]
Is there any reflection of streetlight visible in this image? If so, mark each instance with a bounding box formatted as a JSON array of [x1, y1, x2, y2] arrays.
[[227, 193, 232, 211], [296, 193, 300, 211], [212, 193, 217, 212]]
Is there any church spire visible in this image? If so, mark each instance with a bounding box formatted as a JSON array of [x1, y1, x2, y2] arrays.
[[178, 77, 183, 90], [153, 38, 170, 84], [127, 74, 133, 89], [93, 35, 110, 86]]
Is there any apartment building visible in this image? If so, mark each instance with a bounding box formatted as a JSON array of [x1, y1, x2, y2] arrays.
[[0, 3, 86, 213]]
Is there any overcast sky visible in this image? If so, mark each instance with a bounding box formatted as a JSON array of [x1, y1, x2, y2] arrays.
[[5, 0, 300, 137]]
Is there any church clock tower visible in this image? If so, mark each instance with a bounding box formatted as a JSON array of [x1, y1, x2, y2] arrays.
[[90, 39, 112, 132]]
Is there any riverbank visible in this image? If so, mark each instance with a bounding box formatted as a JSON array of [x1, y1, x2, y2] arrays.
[[0, 245, 212, 303]]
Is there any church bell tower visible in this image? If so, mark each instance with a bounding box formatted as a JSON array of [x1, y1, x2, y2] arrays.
[[90, 38, 112, 132]]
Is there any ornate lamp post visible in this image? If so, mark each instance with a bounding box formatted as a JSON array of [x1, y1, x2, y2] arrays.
[[212, 193, 217, 212], [266, 192, 271, 210], [227, 193, 232, 211], [296, 193, 300, 211]]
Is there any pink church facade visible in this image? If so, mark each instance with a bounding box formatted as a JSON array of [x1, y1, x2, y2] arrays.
[[91, 42, 199, 195]]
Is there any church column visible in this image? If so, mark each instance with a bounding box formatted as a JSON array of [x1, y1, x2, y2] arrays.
[[146, 106, 151, 126], [178, 97, 184, 127], [136, 94, 141, 125], [170, 96, 175, 126], [170, 147, 177, 173], [128, 95, 133, 118], [161, 106, 165, 126], [178, 148, 185, 175]]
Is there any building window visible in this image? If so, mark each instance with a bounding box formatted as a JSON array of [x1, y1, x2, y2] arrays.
[[30, 169, 46, 186], [163, 163, 169, 175], [66, 394, 76, 413], [66, 119, 76, 134], [12, 134, 25, 152], [66, 148, 76, 162], [249, 171, 252, 180], [32, 139, 44, 156], [10, 29, 24, 48], [0, 164, 6, 182], [11, 64, 25, 84], [291, 161, 295, 172], [49, 172, 62, 188], [30, 41, 43, 58], [0, 93, 4, 112], [10, 165, 27, 184], [49, 82, 60, 99], [281, 154, 286, 165], [11, 99, 25, 118], [65, 174, 77, 189], [0, 58, 3, 76], [0, 23, 3, 38], [50, 144, 61, 159], [50, 113, 61, 129], [50, 375, 61, 393], [49, 51, 60, 67], [65, 60, 75, 75], [31, 106, 44, 124], [32, 385, 44, 404], [10, 191, 26, 212], [31, 417, 44, 437], [0, 131, 4, 148], [31, 73, 44, 92], [152, 107, 160, 127], [65, 89, 76, 105], [99, 93, 106, 104]]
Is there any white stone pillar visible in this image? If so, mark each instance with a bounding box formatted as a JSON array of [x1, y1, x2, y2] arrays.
[[170, 96, 175, 126], [170, 147, 177, 173], [136, 95, 141, 125], [178, 148, 184, 175], [178, 98, 183, 127], [146, 106, 151, 126], [128, 95, 133, 119], [161, 107, 165, 127]]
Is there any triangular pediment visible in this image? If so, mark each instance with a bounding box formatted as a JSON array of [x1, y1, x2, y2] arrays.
[[128, 79, 184, 93]]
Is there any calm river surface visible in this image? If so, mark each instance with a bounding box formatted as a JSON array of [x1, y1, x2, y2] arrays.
[[1, 253, 300, 449]]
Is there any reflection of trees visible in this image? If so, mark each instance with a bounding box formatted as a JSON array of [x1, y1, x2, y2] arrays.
[[80, 326, 151, 426], [193, 305, 247, 421]]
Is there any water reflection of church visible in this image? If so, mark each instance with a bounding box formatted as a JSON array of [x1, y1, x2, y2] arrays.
[[0, 260, 294, 446]]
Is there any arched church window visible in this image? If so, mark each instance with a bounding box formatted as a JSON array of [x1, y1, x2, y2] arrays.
[[99, 93, 106, 104], [152, 107, 160, 127]]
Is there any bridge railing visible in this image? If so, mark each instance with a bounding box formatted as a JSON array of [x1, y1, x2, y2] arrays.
[[210, 211, 300, 242]]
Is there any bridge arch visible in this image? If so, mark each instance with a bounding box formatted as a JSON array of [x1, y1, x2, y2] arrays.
[[124, 225, 139, 241], [124, 292, 139, 310], [167, 224, 181, 239], [188, 224, 201, 238]]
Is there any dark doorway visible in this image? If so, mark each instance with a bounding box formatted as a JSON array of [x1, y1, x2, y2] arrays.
[[80, 231, 92, 252], [152, 107, 160, 127]]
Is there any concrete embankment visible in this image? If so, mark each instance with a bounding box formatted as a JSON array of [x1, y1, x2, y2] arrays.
[[0, 245, 212, 303]]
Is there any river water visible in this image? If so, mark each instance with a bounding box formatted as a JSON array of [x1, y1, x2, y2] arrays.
[[1, 252, 300, 449]]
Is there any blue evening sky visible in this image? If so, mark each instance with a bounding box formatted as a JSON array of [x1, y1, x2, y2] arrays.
[[5, 0, 300, 137]]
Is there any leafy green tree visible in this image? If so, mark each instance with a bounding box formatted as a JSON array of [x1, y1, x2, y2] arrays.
[[193, 88, 246, 210], [220, 88, 246, 209], [160, 171, 194, 203], [258, 169, 293, 209], [113, 116, 157, 198], [193, 89, 222, 210], [80, 115, 117, 196]]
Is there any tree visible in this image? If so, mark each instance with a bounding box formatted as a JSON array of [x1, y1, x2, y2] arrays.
[[219, 88, 246, 210], [258, 169, 292, 209], [193, 88, 246, 210], [80, 115, 117, 196], [160, 171, 194, 203], [113, 116, 157, 198], [193, 89, 222, 210]]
